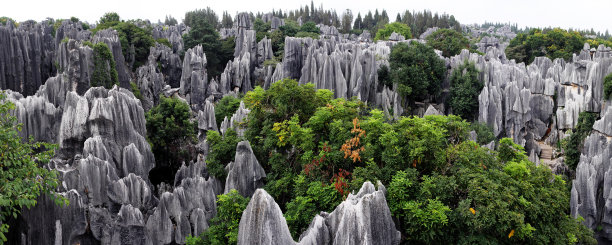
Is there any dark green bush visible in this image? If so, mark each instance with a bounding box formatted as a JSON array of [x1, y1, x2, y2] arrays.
[[206, 129, 240, 180], [449, 61, 483, 121], [91, 42, 118, 89], [425, 28, 470, 57], [214, 95, 241, 126], [146, 96, 197, 172], [388, 41, 446, 103], [604, 72, 612, 100]]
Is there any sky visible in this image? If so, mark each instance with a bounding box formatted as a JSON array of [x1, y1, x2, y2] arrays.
[[3, 0, 611, 33]]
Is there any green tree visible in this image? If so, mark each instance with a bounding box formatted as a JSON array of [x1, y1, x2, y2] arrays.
[[0, 92, 67, 242], [146, 96, 196, 175], [99, 12, 120, 24], [425, 28, 470, 57], [164, 15, 178, 26], [184, 7, 219, 28], [186, 190, 250, 245], [285, 178, 342, 238], [449, 61, 483, 121], [214, 95, 242, 126], [183, 19, 234, 80], [91, 42, 119, 89], [506, 28, 585, 64], [388, 41, 446, 103], [374, 22, 412, 41], [470, 121, 495, 145], [205, 129, 240, 180], [300, 21, 320, 34]]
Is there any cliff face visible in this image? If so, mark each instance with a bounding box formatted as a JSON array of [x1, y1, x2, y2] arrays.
[[0, 20, 56, 96]]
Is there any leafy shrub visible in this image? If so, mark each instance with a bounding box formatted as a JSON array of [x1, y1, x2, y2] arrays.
[[186, 190, 250, 245], [91, 42, 119, 89], [146, 96, 196, 172], [214, 95, 241, 126], [206, 129, 240, 180], [130, 82, 143, 101], [564, 112, 598, 170], [449, 61, 483, 121], [470, 121, 496, 145], [425, 28, 470, 57], [285, 179, 342, 237], [374, 22, 412, 41], [295, 31, 319, 39], [99, 12, 120, 24], [388, 41, 446, 103], [300, 21, 320, 34]]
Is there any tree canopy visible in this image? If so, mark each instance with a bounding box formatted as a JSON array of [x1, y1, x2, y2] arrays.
[[425, 28, 470, 57], [183, 19, 235, 80], [449, 61, 483, 121], [388, 41, 446, 103], [506, 28, 585, 64], [374, 22, 412, 41]]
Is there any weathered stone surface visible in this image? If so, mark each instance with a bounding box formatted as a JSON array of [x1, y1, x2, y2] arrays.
[[197, 100, 218, 141], [233, 12, 253, 30], [151, 24, 188, 54], [388, 32, 405, 41], [55, 39, 94, 95], [419, 27, 438, 39], [54, 20, 91, 47], [220, 101, 250, 137], [0, 20, 56, 96], [237, 189, 295, 245], [135, 56, 165, 111], [572, 101, 612, 242], [238, 182, 400, 245], [93, 29, 130, 88], [149, 43, 183, 88], [180, 45, 208, 110], [224, 141, 266, 197]]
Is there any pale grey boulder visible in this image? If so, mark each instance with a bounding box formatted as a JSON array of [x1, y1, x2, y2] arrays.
[[237, 189, 295, 245], [76, 154, 120, 206], [54, 20, 91, 47], [220, 101, 250, 137], [424, 105, 442, 116], [224, 141, 266, 198], [148, 43, 183, 88], [135, 57, 166, 111], [197, 100, 218, 140]]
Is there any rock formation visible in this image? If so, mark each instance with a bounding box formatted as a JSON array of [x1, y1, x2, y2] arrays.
[[180, 44, 208, 110], [237, 181, 400, 245], [224, 141, 266, 197], [571, 101, 612, 242], [93, 29, 130, 88], [220, 101, 250, 137], [0, 20, 56, 95]]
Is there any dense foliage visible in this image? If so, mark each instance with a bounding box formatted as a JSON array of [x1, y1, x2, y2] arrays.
[[374, 22, 412, 41], [449, 61, 483, 121], [562, 111, 598, 170], [399, 10, 462, 37], [186, 190, 250, 245], [214, 95, 242, 126], [93, 13, 155, 70], [388, 41, 446, 104], [184, 7, 219, 28], [506, 28, 584, 64], [183, 19, 235, 80], [206, 129, 240, 181], [146, 96, 197, 176], [210, 79, 595, 243], [91, 42, 119, 89], [425, 28, 470, 57], [470, 122, 496, 145], [605, 72, 612, 101], [0, 93, 66, 242]]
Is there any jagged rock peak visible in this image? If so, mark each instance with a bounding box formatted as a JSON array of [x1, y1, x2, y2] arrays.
[[0, 20, 56, 96], [237, 189, 295, 245], [224, 140, 266, 197], [180, 44, 208, 110]]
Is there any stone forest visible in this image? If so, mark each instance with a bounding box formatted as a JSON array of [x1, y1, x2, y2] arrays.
[[1, 2, 612, 244]]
